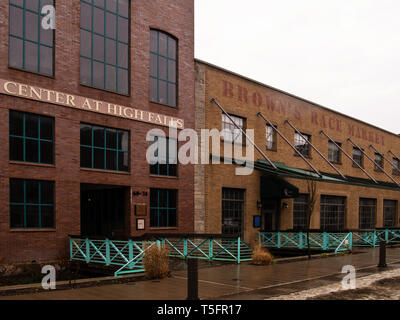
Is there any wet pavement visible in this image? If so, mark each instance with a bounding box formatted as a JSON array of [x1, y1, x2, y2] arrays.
[[2, 247, 400, 300]]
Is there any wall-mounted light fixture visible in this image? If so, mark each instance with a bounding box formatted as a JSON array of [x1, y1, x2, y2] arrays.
[[257, 201, 262, 210], [282, 202, 289, 209]]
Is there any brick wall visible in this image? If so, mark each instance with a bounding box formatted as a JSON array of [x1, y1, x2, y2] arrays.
[[0, 0, 195, 263]]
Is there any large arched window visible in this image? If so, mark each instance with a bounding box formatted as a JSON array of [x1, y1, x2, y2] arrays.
[[150, 30, 177, 107]]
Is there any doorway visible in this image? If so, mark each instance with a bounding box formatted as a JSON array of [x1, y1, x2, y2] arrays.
[[261, 199, 280, 231], [80, 184, 128, 237]]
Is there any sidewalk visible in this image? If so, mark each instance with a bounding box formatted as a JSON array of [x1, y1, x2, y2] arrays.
[[1, 247, 400, 300]]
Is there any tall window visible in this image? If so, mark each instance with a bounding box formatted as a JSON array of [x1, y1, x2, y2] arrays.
[[150, 30, 177, 107], [222, 114, 245, 144], [383, 200, 398, 228], [293, 194, 308, 230], [352, 147, 363, 167], [374, 153, 384, 172], [80, 0, 129, 95], [9, 0, 54, 76], [392, 158, 399, 175], [10, 179, 54, 229], [266, 125, 277, 151], [294, 132, 311, 157], [359, 198, 377, 229], [320, 195, 346, 231], [222, 188, 244, 235], [328, 141, 341, 164], [149, 136, 177, 177], [80, 123, 129, 172], [9, 110, 54, 164], [150, 189, 177, 228]]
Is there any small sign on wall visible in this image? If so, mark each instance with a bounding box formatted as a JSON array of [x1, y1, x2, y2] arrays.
[[135, 204, 147, 216], [136, 218, 145, 230], [253, 215, 261, 228]]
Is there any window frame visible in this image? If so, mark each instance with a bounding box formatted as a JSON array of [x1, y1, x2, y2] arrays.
[[383, 199, 398, 228], [222, 188, 245, 236], [221, 113, 246, 145], [10, 178, 55, 230], [352, 147, 364, 168], [293, 194, 309, 230], [328, 140, 341, 164], [149, 29, 178, 107], [266, 124, 277, 151], [150, 188, 178, 228], [80, 123, 130, 172], [294, 131, 311, 158], [9, 110, 55, 165], [359, 198, 377, 230], [8, 0, 55, 77], [320, 195, 346, 232], [392, 158, 400, 175], [79, 0, 130, 95], [149, 135, 178, 177], [374, 153, 384, 172]]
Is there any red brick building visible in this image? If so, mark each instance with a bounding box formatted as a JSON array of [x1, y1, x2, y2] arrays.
[[0, 0, 195, 263]]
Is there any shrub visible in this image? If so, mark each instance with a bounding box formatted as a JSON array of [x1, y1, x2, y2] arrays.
[[143, 244, 170, 279], [252, 245, 273, 265]]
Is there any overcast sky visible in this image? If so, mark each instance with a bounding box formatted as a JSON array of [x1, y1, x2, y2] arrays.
[[195, 0, 400, 135]]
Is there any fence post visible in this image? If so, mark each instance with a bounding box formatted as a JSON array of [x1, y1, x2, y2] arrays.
[[299, 232, 303, 249], [237, 237, 241, 264], [277, 232, 281, 248], [186, 259, 199, 300], [349, 232, 353, 251], [323, 233, 328, 251], [184, 238, 188, 259], [105, 239, 110, 266], [69, 237, 73, 261], [208, 239, 213, 261], [385, 229, 389, 244], [378, 241, 387, 268], [85, 238, 90, 263], [128, 239, 133, 268]]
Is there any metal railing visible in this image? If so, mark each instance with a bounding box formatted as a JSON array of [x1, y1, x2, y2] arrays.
[[259, 231, 352, 253], [260, 229, 400, 251], [70, 235, 253, 277]]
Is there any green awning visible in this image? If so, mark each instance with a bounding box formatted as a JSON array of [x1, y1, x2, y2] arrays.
[[260, 176, 299, 199]]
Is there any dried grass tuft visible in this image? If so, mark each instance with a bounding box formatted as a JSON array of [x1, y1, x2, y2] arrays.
[[252, 245, 273, 265], [143, 244, 170, 279]]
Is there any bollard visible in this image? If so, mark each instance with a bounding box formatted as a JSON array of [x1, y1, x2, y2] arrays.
[[378, 241, 387, 268], [186, 259, 199, 300]]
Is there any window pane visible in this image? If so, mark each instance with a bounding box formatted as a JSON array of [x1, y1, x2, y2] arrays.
[[40, 141, 53, 164], [168, 60, 176, 83], [41, 206, 54, 228], [106, 129, 117, 148], [168, 37, 177, 58], [118, 151, 129, 171], [9, 6, 23, 37], [81, 124, 92, 146], [93, 34, 105, 61], [10, 137, 24, 161], [26, 0, 39, 11], [150, 53, 157, 77], [81, 146, 92, 168], [93, 61, 105, 88], [10, 179, 24, 203], [40, 27, 53, 47], [26, 139, 39, 163], [118, 16, 128, 42], [119, 0, 129, 18], [106, 0, 117, 12], [25, 41, 38, 72], [168, 84, 176, 107], [118, 69, 128, 95], [25, 114, 39, 138], [41, 182, 54, 205], [105, 38, 116, 64], [10, 111, 24, 136], [93, 127, 105, 147], [106, 12, 116, 38], [118, 43, 128, 68], [25, 11, 38, 42], [106, 150, 117, 170], [118, 131, 129, 151], [80, 30, 92, 57], [80, 57, 92, 86], [39, 45, 53, 76], [158, 80, 167, 105], [40, 116, 53, 140], [159, 56, 167, 80], [93, 7, 105, 34], [106, 65, 116, 92], [93, 148, 105, 169], [26, 205, 39, 228], [159, 32, 167, 56], [94, 0, 105, 8], [26, 180, 39, 204], [150, 30, 157, 52], [10, 205, 24, 228], [9, 37, 23, 69], [80, 2, 92, 30], [150, 78, 157, 102]]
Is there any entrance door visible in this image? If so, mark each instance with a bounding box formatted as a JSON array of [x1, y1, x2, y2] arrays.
[[81, 184, 126, 237], [261, 200, 280, 231]]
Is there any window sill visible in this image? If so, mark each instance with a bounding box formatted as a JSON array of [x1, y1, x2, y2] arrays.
[[329, 161, 342, 165], [81, 168, 130, 175], [149, 174, 178, 179], [294, 153, 312, 160], [9, 161, 55, 168], [10, 229, 56, 233], [149, 227, 178, 231], [79, 82, 130, 97], [149, 101, 178, 109], [8, 65, 55, 79]]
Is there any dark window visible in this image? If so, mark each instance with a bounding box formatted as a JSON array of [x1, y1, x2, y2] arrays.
[[374, 153, 384, 172], [9, 110, 54, 164], [80, 0, 129, 95], [149, 136, 177, 177], [328, 141, 341, 164], [10, 178, 54, 229], [150, 189, 177, 228], [293, 194, 308, 230], [222, 188, 244, 235], [150, 30, 177, 107], [222, 114, 245, 144], [383, 200, 398, 228], [393, 158, 400, 175], [294, 132, 311, 157], [9, 0, 54, 76], [80, 123, 129, 172], [352, 147, 363, 168], [266, 125, 277, 151], [320, 195, 346, 231], [359, 198, 377, 230]]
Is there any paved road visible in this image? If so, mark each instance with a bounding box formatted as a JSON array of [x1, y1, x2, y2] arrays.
[[2, 247, 400, 300]]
